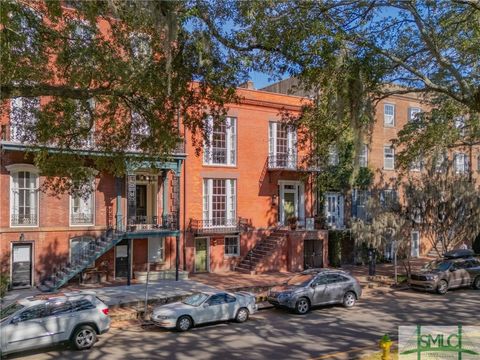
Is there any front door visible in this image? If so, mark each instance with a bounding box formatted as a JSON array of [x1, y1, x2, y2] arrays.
[[115, 240, 129, 278], [279, 181, 304, 226], [304, 240, 323, 269], [195, 238, 209, 272], [325, 193, 344, 228], [11, 243, 32, 289], [136, 184, 147, 219]]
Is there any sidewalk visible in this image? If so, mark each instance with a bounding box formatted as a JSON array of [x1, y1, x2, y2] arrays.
[[190, 271, 294, 291]]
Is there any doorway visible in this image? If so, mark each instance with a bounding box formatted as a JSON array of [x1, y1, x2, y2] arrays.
[[279, 181, 305, 226], [136, 184, 147, 218], [115, 239, 130, 278], [11, 243, 33, 289], [195, 237, 209, 272], [325, 192, 344, 228], [304, 240, 323, 269], [411, 231, 420, 258]]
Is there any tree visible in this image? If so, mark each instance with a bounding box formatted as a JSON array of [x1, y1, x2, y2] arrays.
[[403, 160, 480, 256], [0, 0, 246, 192]]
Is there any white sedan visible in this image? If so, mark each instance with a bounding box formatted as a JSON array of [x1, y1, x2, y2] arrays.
[[152, 291, 257, 331]]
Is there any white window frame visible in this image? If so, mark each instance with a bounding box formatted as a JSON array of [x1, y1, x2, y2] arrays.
[[224, 236, 240, 257], [410, 156, 423, 172], [69, 180, 95, 227], [74, 99, 95, 148], [328, 145, 339, 166], [10, 97, 40, 143], [203, 116, 237, 166], [411, 231, 420, 258], [383, 146, 395, 170], [384, 104, 395, 127], [408, 107, 421, 122], [454, 153, 468, 174], [268, 121, 297, 169], [203, 178, 236, 227], [455, 116, 466, 138], [7, 164, 40, 228], [148, 237, 165, 263], [359, 144, 368, 167]]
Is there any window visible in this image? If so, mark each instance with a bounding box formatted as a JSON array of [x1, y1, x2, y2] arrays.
[[74, 99, 95, 148], [359, 144, 368, 167], [130, 33, 151, 60], [203, 179, 236, 227], [17, 304, 47, 322], [71, 299, 95, 312], [477, 155, 480, 172], [130, 110, 150, 150], [435, 152, 447, 173], [48, 301, 73, 316], [411, 231, 420, 258], [455, 116, 467, 138], [206, 294, 227, 306], [380, 189, 398, 209], [408, 107, 421, 122], [352, 189, 371, 222], [204, 117, 236, 166], [71, 21, 93, 44], [70, 182, 95, 226], [383, 146, 395, 170], [328, 146, 339, 166], [10, 97, 40, 143], [8, 165, 39, 227], [384, 104, 395, 126], [410, 156, 423, 172], [12, 7, 41, 54], [268, 122, 296, 169], [148, 237, 165, 262], [454, 153, 468, 174], [70, 236, 95, 267], [224, 236, 240, 256]]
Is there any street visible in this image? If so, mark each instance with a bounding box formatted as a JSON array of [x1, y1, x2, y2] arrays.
[[9, 288, 480, 360]]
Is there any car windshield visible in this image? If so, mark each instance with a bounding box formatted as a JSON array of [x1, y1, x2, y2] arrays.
[[182, 293, 209, 307], [1, 302, 25, 321], [286, 274, 315, 286], [424, 260, 452, 272]]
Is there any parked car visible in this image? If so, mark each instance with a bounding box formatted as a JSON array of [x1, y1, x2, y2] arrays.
[[409, 254, 480, 294], [152, 291, 257, 331], [0, 292, 110, 356], [267, 269, 362, 314]]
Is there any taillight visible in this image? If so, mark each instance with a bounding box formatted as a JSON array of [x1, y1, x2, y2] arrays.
[[102, 308, 109, 315]]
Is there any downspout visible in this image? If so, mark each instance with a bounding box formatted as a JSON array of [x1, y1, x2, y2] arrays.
[[182, 114, 187, 271]]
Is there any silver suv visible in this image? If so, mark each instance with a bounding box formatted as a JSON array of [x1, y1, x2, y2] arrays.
[[268, 269, 362, 314], [0, 292, 110, 356]]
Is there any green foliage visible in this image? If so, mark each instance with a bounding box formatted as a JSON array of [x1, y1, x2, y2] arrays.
[[0, 274, 9, 298], [328, 230, 350, 267], [380, 334, 391, 343], [353, 167, 374, 189]]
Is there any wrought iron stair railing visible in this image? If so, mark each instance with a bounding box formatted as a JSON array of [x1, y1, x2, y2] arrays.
[[38, 227, 125, 292]]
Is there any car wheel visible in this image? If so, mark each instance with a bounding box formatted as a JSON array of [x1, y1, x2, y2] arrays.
[[235, 307, 249, 323], [71, 325, 97, 350], [295, 298, 310, 315], [176, 315, 193, 332], [343, 291, 356, 308], [436, 280, 448, 295], [473, 276, 480, 290]]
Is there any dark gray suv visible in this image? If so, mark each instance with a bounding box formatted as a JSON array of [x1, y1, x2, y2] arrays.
[[267, 269, 362, 314]]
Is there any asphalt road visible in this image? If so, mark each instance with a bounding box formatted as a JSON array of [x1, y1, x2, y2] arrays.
[[7, 288, 480, 360]]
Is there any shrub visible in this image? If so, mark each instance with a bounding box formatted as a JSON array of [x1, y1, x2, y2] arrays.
[[0, 274, 9, 299]]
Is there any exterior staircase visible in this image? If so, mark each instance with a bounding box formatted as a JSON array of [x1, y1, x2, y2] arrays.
[[235, 229, 288, 274], [38, 228, 125, 292]]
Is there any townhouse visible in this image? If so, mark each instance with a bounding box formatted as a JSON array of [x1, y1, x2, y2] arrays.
[[263, 78, 480, 259]]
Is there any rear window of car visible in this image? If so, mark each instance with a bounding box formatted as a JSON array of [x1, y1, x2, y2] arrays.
[[1, 302, 25, 321], [71, 299, 95, 312]]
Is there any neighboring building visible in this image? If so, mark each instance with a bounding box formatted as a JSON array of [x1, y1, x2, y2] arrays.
[[262, 78, 480, 258]]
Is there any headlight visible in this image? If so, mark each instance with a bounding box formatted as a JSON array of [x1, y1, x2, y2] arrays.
[[425, 275, 438, 281], [278, 292, 293, 300], [155, 314, 174, 320]]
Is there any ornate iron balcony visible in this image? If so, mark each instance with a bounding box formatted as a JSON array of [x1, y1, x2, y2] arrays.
[[11, 214, 38, 226], [268, 153, 297, 170], [188, 217, 246, 234], [126, 214, 179, 231], [71, 213, 94, 225]]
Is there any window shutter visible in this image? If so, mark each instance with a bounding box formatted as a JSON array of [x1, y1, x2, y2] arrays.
[[228, 117, 236, 165], [202, 179, 210, 221], [351, 190, 357, 218], [203, 117, 213, 164], [269, 122, 275, 157]]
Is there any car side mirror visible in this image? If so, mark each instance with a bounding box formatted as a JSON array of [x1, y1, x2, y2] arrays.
[[11, 316, 21, 324], [203, 303, 209, 308]]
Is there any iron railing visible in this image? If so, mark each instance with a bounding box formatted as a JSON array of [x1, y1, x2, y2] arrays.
[[11, 214, 38, 226], [188, 217, 246, 234], [71, 213, 94, 225], [268, 153, 297, 170], [126, 214, 179, 231]]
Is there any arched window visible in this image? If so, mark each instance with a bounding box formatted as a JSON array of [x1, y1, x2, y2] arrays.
[[7, 164, 39, 227]]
